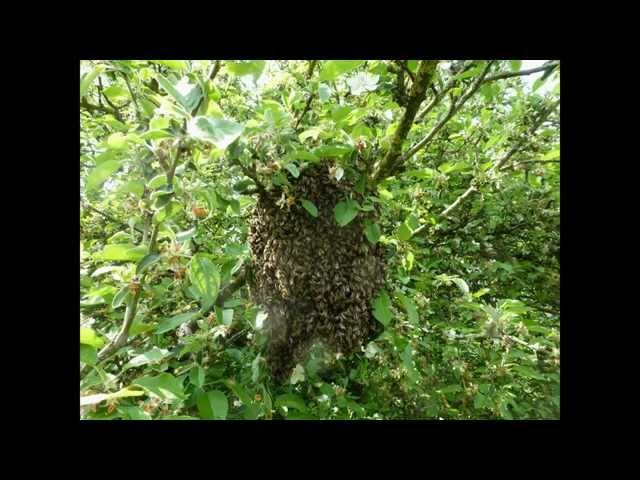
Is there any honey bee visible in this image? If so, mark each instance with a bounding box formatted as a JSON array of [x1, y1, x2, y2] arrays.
[[129, 277, 141, 295]]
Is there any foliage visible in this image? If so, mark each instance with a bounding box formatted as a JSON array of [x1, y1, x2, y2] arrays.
[[80, 59, 560, 420]]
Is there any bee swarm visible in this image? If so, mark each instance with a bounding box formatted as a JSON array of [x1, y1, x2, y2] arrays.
[[248, 162, 387, 381]]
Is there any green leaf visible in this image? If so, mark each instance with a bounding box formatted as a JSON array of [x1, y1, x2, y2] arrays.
[[149, 116, 171, 130], [334, 199, 360, 226], [80, 327, 105, 348], [133, 373, 186, 401], [86, 159, 122, 192], [222, 309, 234, 326], [301, 199, 318, 217], [318, 82, 330, 102], [156, 74, 202, 112], [190, 365, 205, 388], [136, 254, 160, 274], [291, 150, 319, 162], [512, 365, 546, 381], [299, 126, 323, 143], [103, 84, 129, 100], [397, 222, 413, 241], [532, 77, 545, 92], [226, 60, 266, 81], [111, 285, 130, 309], [251, 354, 261, 383], [152, 60, 187, 71], [96, 244, 147, 262], [319, 60, 365, 82], [452, 278, 469, 294], [397, 293, 418, 324], [107, 132, 128, 150], [197, 390, 228, 419], [122, 347, 170, 370], [364, 222, 381, 244], [80, 344, 97, 365], [80, 387, 145, 406], [312, 145, 353, 159], [541, 148, 560, 160], [275, 393, 307, 411], [188, 254, 221, 310], [148, 174, 167, 189], [509, 60, 522, 72], [372, 290, 392, 326], [176, 228, 196, 243], [187, 116, 244, 150], [156, 310, 201, 334], [285, 163, 300, 178], [454, 64, 483, 80], [80, 64, 105, 98]]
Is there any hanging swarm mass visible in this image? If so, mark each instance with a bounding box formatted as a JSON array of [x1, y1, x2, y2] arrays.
[[248, 162, 387, 381]]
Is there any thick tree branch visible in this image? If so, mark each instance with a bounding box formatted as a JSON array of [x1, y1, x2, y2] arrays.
[[401, 61, 494, 164], [398, 60, 415, 82], [370, 60, 439, 184]]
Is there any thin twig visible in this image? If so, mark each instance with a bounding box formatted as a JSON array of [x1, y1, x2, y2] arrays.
[[82, 203, 144, 234], [484, 61, 559, 83], [121, 72, 141, 122]]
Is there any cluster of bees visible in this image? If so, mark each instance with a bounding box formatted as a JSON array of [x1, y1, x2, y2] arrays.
[[248, 162, 387, 381]]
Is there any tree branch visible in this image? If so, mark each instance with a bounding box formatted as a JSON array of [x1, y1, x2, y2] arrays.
[[294, 93, 314, 130], [370, 60, 439, 184], [399, 61, 415, 82], [483, 61, 559, 83], [500, 159, 560, 172], [439, 100, 559, 218], [294, 61, 318, 130], [401, 61, 494, 164], [121, 71, 141, 122], [80, 97, 122, 120], [231, 158, 269, 197], [82, 203, 144, 234]]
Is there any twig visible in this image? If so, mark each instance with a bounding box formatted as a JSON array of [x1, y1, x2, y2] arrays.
[[500, 159, 560, 172], [231, 158, 268, 197], [121, 71, 141, 122], [294, 93, 314, 130], [80, 97, 123, 121], [439, 100, 559, 218], [484, 61, 559, 83], [82, 203, 144, 234], [293, 61, 318, 130]]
